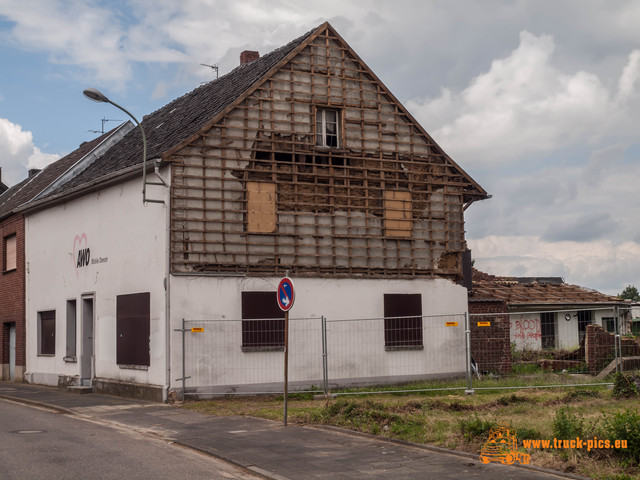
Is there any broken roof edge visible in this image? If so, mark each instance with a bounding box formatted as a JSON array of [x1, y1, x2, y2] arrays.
[[33, 121, 134, 202], [160, 21, 488, 202], [161, 23, 323, 161], [321, 22, 489, 202]]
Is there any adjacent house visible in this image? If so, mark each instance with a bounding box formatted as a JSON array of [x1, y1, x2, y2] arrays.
[[471, 269, 627, 351], [20, 22, 487, 399], [0, 129, 121, 382]]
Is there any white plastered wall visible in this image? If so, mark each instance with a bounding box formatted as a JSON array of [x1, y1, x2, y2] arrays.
[[25, 174, 169, 387], [170, 276, 469, 392], [510, 307, 618, 351]]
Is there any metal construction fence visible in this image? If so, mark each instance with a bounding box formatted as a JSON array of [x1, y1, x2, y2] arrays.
[[176, 307, 639, 398]]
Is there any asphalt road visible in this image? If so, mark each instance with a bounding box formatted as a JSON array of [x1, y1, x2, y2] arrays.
[[0, 399, 261, 480]]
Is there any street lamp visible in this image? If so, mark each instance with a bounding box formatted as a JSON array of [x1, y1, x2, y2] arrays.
[[83, 88, 164, 204]]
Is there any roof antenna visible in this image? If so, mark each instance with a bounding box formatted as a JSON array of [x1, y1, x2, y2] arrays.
[[88, 117, 122, 134], [201, 63, 219, 80]]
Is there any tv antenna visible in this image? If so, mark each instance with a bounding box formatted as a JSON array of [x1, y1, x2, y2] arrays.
[[201, 63, 219, 80], [88, 117, 122, 134]]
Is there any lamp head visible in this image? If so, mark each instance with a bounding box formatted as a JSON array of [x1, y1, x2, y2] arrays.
[[83, 88, 109, 103]]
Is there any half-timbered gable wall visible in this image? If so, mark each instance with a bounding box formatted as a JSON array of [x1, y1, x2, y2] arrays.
[[170, 26, 477, 278]]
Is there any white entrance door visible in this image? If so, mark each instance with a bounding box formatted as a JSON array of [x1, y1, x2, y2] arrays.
[[9, 324, 16, 381]]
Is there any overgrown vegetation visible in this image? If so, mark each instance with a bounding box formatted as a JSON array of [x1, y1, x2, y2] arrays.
[[612, 372, 640, 398], [183, 374, 640, 479]]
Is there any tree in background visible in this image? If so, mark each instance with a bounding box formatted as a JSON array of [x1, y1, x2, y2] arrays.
[[618, 285, 640, 302]]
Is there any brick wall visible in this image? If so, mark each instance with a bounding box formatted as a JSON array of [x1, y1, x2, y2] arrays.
[[469, 299, 512, 374], [585, 324, 640, 373], [0, 213, 26, 379]]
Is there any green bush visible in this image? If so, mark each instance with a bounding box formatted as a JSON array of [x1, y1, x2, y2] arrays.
[[612, 373, 639, 398], [552, 407, 585, 439], [601, 409, 640, 465]]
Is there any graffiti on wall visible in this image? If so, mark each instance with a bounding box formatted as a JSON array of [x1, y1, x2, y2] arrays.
[[513, 318, 542, 341]]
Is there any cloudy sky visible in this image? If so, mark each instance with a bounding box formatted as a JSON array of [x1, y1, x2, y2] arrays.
[[1, 0, 639, 295]]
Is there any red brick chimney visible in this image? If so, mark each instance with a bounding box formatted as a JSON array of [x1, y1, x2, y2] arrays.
[[240, 50, 260, 65]]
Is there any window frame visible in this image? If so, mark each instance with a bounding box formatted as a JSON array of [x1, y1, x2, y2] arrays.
[[38, 310, 56, 356], [315, 108, 340, 148], [602, 317, 616, 333], [540, 312, 556, 349], [383, 294, 424, 350], [3, 233, 17, 273], [241, 291, 285, 351], [65, 299, 77, 360]]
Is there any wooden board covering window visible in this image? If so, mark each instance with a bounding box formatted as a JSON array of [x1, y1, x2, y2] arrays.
[[383, 191, 412, 237], [4, 234, 16, 271], [241, 291, 285, 349], [384, 294, 423, 348], [247, 182, 276, 233]]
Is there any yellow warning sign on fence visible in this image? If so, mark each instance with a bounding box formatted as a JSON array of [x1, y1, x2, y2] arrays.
[[191, 327, 204, 333], [445, 321, 458, 327], [477, 321, 491, 327]]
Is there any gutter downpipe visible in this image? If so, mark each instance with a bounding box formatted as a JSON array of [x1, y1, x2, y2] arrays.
[[163, 169, 171, 403]]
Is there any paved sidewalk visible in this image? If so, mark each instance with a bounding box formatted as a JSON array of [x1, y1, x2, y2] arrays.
[[0, 382, 587, 480]]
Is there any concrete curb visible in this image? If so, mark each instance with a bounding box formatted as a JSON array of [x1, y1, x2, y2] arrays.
[[307, 423, 592, 480], [0, 394, 74, 415]]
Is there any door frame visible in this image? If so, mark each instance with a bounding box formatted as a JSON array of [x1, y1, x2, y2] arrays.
[[80, 294, 95, 383]]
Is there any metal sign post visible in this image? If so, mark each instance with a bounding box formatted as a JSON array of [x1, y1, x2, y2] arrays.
[[277, 277, 295, 426]]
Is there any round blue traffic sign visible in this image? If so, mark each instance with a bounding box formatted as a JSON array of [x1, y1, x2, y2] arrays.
[[277, 277, 295, 312]]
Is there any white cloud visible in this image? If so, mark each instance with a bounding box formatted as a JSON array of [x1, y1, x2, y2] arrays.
[[406, 32, 640, 168], [470, 236, 640, 296], [0, 118, 60, 186]]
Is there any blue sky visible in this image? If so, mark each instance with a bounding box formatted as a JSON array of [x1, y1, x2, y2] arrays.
[[1, 0, 640, 295]]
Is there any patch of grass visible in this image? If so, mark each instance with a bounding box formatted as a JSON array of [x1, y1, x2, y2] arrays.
[[458, 415, 494, 442], [182, 377, 640, 480]]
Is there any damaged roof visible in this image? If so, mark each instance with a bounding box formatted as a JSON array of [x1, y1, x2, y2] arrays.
[[34, 22, 487, 205], [39, 26, 316, 200], [471, 269, 624, 306]]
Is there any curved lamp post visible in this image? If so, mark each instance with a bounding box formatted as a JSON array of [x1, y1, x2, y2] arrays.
[[83, 88, 164, 204]]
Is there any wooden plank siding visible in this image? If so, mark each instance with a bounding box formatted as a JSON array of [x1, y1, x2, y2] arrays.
[[169, 26, 473, 279]]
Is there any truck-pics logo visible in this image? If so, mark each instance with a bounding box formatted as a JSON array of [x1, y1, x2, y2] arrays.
[[480, 422, 531, 465]]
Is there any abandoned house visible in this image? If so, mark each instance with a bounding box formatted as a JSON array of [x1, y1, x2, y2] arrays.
[[470, 269, 627, 352], [19, 22, 488, 399]]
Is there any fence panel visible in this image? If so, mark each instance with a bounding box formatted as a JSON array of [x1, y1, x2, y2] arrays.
[[325, 313, 467, 392], [469, 307, 634, 388], [181, 317, 323, 396]]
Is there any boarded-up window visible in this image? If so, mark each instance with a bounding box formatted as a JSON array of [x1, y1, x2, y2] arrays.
[[383, 191, 412, 237], [4, 234, 16, 271], [116, 292, 150, 366], [38, 310, 56, 355], [384, 294, 423, 349], [242, 291, 285, 350], [247, 182, 276, 233]]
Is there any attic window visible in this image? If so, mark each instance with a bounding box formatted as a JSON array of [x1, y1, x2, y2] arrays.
[[316, 108, 340, 148]]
